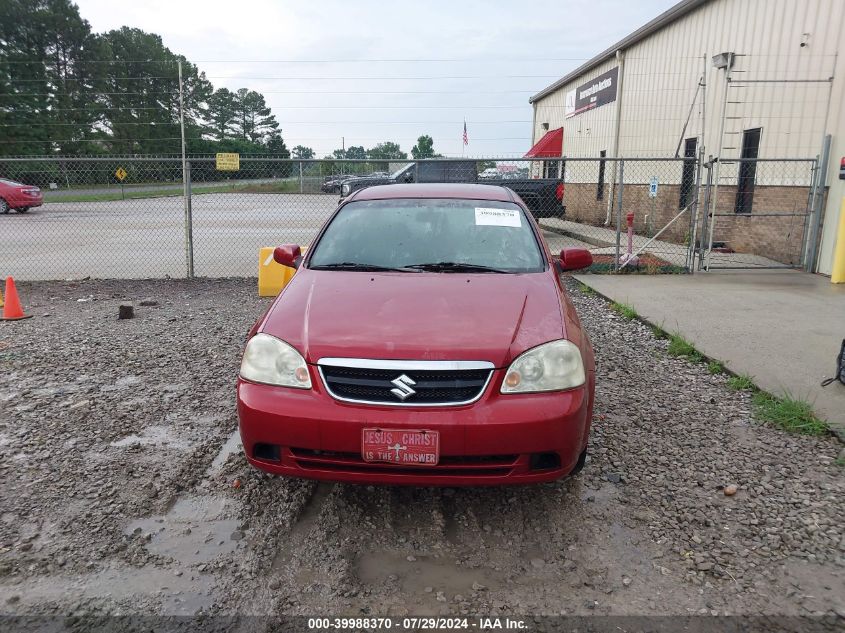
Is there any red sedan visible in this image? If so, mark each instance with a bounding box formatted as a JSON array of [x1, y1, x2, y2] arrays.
[[0, 178, 43, 214], [237, 183, 595, 485]]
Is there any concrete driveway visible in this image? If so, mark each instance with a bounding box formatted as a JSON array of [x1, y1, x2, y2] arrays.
[[575, 270, 845, 436]]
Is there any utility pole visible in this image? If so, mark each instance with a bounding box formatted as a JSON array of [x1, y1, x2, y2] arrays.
[[178, 60, 194, 278]]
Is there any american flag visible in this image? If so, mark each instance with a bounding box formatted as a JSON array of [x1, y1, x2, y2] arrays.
[[462, 120, 468, 146]]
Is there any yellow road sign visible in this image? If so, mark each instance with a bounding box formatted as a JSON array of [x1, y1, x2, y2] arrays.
[[115, 167, 128, 181], [216, 153, 240, 171]]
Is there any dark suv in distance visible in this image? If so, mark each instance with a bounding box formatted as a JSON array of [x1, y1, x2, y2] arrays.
[[338, 161, 565, 220]]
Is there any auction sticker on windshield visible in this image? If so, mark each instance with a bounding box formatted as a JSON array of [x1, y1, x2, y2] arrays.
[[362, 428, 440, 465], [475, 207, 521, 227]]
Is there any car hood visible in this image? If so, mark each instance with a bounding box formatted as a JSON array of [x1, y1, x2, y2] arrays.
[[260, 269, 565, 367]]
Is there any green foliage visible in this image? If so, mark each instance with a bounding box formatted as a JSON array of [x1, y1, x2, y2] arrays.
[[707, 360, 725, 375], [367, 142, 407, 160], [576, 282, 594, 295], [610, 302, 638, 320], [752, 392, 829, 436], [727, 374, 755, 391], [667, 333, 703, 362], [0, 1, 289, 156], [346, 146, 367, 160], [411, 135, 438, 159], [291, 146, 315, 159], [651, 324, 668, 339]]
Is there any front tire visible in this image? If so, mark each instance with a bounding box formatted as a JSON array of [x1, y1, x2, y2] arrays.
[[568, 447, 588, 477], [0, 198, 8, 214]]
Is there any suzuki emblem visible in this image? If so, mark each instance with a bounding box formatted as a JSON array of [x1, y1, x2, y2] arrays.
[[390, 374, 417, 400]]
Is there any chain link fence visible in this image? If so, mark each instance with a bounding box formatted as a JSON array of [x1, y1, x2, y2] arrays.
[[699, 158, 820, 270], [0, 154, 819, 281]]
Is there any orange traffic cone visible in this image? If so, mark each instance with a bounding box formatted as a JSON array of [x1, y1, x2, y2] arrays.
[[2, 277, 32, 321]]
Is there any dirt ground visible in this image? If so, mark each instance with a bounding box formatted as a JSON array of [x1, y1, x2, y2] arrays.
[[0, 277, 842, 629]]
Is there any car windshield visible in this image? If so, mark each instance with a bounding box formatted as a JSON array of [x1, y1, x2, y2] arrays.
[[308, 198, 545, 273], [389, 164, 413, 179]]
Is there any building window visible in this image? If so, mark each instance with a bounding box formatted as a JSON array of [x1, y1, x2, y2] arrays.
[[597, 150, 606, 200], [735, 128, 761, 214], [543, 160, 564, 179], [679, 138, 697, 209]]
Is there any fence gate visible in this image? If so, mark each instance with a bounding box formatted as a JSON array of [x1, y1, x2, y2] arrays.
[[698, 158, 819, 270]]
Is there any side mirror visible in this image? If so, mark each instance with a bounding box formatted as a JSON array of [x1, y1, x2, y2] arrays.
[[559, 247, 593, 271], [273, 244, 302, 269]]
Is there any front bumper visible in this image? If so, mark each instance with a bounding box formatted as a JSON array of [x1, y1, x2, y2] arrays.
[[236, 369, 594, 486]]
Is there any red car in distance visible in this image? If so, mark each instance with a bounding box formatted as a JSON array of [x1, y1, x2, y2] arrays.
[[237, 183, 595, 486], [0, 178, 43, 214]]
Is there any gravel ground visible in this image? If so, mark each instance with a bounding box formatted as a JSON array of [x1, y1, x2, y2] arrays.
[[0, 277, 842, 626]]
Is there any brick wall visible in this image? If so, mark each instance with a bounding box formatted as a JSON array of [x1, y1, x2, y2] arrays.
[[562, 182, 817, 265]]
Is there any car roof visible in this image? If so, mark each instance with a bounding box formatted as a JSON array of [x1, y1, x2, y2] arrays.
[[351, 183, 513, 202]]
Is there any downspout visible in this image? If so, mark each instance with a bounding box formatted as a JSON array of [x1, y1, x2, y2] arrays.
[[605, 49, 625, 225]]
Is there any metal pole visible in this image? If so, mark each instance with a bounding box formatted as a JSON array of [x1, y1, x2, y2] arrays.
[[615, 160, 624, 271], [806, 135, 831, 272], [185, 161, 194, 277], [605, 49, 626, 225], [178, 60, 193, 278], [700, 157, 714, 270], [299, 160, 303, 193], [707, 55, 733, 269]]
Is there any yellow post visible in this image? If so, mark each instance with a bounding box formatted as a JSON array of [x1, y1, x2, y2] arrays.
[[832, 197, 845, 284], [258, 247, 296, 297]]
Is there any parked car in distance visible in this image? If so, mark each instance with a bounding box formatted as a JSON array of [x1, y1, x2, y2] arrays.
[[479, 167, 500, 179], [338, 161, 565, 220], [320, 174, 353, 194], [237, 183, 595, 486], [0, 178, 43, 214]]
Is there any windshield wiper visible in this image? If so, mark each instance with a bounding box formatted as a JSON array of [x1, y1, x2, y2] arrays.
[[404, 261, 512, 273], [310, 262, 415, 272]]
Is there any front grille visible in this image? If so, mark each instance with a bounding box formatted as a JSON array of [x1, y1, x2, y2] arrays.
[[318, 362, 493, 406], [290, 448, 518, 476]]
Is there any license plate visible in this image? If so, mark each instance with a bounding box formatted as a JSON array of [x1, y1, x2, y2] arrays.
[[361, 428, 440, 466]]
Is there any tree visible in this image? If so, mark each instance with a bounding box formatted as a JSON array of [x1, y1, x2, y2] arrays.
[[291, 145, 314, 159], [331, 148, 346, 159], [97, 28, 212, 154], [345, 145, 367, 159], [367, 141, 407, 160], [0, 0, 107, 155], [232, 88, 278, 144], [206, 88, 237, 140], [265, 132, 289, 157], [411, 135, 439, 159]]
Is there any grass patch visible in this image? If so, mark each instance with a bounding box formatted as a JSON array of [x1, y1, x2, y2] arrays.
[[45, 180, 299, 202], [707, 360, 725, 375], [610, 301, 638, 320], [835, 455, 845, 468], [727, 374, 755, 391], [650, 323, 668, 340], [667, 333, 703, 362], [752, 391, 829, 436], [576, 281, 595, 295]]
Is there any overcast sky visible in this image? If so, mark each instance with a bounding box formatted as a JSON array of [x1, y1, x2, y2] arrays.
[[73, 0, 678, 157]]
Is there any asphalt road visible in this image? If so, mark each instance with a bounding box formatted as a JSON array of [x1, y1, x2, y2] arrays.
[[0, 194, 589, 281]]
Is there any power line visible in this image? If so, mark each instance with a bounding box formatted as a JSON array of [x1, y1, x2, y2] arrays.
[[1, 57, 591, 65]]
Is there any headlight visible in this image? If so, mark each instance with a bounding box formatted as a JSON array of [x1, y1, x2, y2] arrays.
[[240, 333, 311, 389], [340, 183, 351, 196], [500, 340, 585, 393]]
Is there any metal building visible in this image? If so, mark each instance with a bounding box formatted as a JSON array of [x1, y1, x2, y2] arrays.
[[529, 0, 844, 274]]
